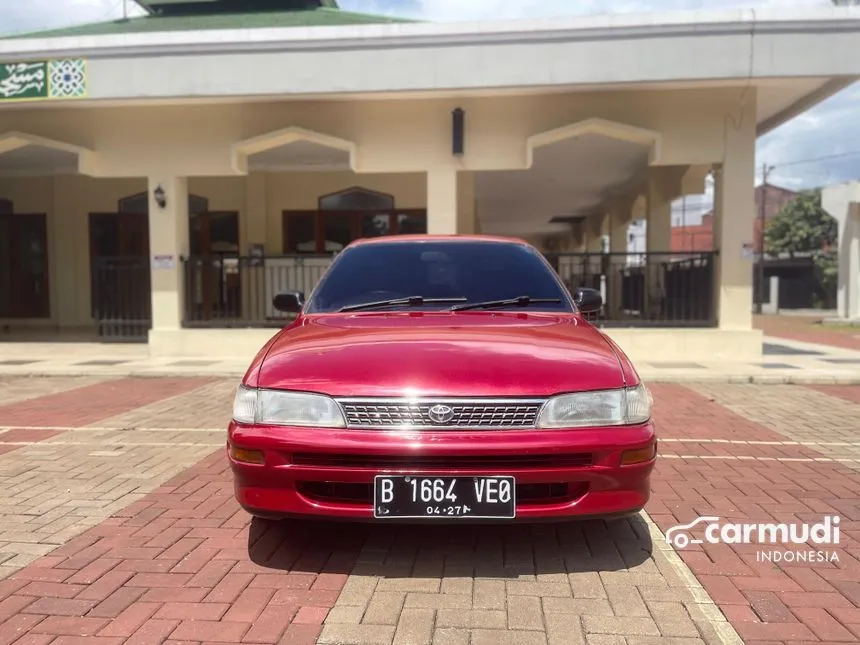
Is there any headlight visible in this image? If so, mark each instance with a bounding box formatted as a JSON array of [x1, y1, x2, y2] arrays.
[[232, 386, 346, 428], [537, 383, 652, 428]]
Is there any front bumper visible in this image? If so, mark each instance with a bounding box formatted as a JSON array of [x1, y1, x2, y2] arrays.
[[227, 420, 656, 521]]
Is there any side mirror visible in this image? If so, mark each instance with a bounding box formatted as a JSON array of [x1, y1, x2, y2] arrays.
[[574, 287, 603, 314], [273, 291, 305, 313]]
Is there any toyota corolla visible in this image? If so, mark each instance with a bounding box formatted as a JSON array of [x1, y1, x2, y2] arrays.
[[228, 235, 656, 522]]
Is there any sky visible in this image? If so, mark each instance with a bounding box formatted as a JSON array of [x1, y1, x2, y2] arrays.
[[1, 0, 859, 224]]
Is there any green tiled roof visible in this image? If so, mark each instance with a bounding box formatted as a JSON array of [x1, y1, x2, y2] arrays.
[[8, 6, 415, 39]]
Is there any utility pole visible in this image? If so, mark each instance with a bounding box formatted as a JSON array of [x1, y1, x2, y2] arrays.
[[755, 163, 774, 314]]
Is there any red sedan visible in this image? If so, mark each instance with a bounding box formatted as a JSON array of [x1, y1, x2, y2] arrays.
[[228, 235, 656, 522]]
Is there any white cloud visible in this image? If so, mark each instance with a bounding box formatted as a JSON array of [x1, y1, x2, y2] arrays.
[[342, 0, 830, 21], [0, 0, 145, 35]]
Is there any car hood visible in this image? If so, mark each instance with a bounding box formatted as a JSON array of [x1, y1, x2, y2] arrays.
[[254, 312, 627, 397]]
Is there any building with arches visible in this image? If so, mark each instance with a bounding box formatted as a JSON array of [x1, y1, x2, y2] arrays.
[[1, 0, 860, 361]]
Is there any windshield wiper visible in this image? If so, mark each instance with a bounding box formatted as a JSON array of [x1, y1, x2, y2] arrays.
[[339, 296, 468, 313], [450, 295, 562, 312]]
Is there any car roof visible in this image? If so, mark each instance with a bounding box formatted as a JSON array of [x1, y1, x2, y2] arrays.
[[347, 234, 530, 248]]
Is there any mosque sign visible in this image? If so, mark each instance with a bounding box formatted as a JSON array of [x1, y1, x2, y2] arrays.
[[0, 59, 87, 101]]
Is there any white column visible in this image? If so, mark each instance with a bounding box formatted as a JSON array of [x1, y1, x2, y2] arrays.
[[456, 171, 477, 234], [242, 172, 267, 320], [147, 175, 189, 331], [645, 177, 672, 254], [823, 182, 860, 320], [427, 168, 458, 234], [714, 105, 756, 330], [608, 197, 634, 318], [586, 214, 606, 253], [840, 211, 860, 319], [609, 204, 631, 253]]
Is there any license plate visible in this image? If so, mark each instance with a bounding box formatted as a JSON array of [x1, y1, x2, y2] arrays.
[[373, 475, 516, 519]]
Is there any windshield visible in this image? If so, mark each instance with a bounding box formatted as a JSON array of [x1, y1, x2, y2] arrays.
[[304, 241, 574, 314]]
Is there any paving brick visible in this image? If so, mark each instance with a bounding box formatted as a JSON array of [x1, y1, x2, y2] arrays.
[[431, 628, 470, 645], [29, 615, 108, 636], [542, 597, 613, 616], [436, 609, 506, 629], [318, 623, 396, 645], [543, 613, 586, 645], [363, 592, 406, 625], [241, 604, 295, 643], [792, 607, 858, 642], [293, 605, 330, 625], [404, 593, 471, 610], [581, 615, 660, 637], [96, 602, 159, 638], [153, 602, 229, 621], [392, 607, 434, 645], [279, 623, 323, 645], [20, 597, 97, 617], [472, 579, 506, 610], [325, 605, 365, 624], [470, 629, 548, 645], [507, 595, 543, 631], [123, 618, 179, 645], [168, 619, 250, 642]]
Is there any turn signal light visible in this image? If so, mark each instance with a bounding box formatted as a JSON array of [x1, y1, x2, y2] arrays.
[[230, 445, 265, 465], [621, 443, 657, 465]]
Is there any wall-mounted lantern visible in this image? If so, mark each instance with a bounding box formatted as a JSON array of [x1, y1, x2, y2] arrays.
[[153, 184, 167, 209]]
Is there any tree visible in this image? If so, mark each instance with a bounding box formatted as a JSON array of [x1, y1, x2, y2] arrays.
[[764, 188, 839, 307], [764, 188, 837, 257]]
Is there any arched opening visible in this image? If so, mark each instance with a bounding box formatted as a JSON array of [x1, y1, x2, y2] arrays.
[[283, 186, 427, 254]]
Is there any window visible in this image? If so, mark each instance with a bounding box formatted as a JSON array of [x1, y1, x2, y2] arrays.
[[318, 187, 394, 211], [306, 241, 573, 314], [284, 188, 427, 254], [284, 212, 317, 253]]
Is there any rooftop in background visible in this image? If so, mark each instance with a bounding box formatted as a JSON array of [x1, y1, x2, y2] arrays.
[[7, 0, 413, 39]]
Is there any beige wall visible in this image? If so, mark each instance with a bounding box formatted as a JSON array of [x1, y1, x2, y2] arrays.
[[0, 171, 439, 328], [0, 85, 758, 355], [0, 87, 749, 178]]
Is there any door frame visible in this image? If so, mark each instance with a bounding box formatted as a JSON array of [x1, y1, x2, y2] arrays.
[[0, 212, 50, 319], [87, 211, 151, 339], [189, 211, 240, 321]]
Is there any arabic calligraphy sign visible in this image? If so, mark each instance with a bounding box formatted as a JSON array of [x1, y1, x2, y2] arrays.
[[0, 59, 87, 102]]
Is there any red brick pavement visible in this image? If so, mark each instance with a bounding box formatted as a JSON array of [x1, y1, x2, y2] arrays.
[[0, 377, 217, 454], [806, 384, 860, 405], [650, 383, 799, 442], [755, 314, 860, 352], [0, 451, 362, 645], [1, 382, 859, 644], [649, 385, 860, 645]]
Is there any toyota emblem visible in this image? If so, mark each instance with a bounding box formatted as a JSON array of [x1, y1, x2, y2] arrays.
[[427, 404, 455, 425]]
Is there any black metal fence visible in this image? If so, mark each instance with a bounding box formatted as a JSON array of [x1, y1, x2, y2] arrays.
[[91, 256, 152, 341], [182, 254, 332, 327], [180, 251, 716, 329], [544, 251, 717, 327]]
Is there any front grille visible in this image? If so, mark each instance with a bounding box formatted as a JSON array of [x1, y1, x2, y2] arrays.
[[337, 398, 545, 429], [291, 453, 592, 469]]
